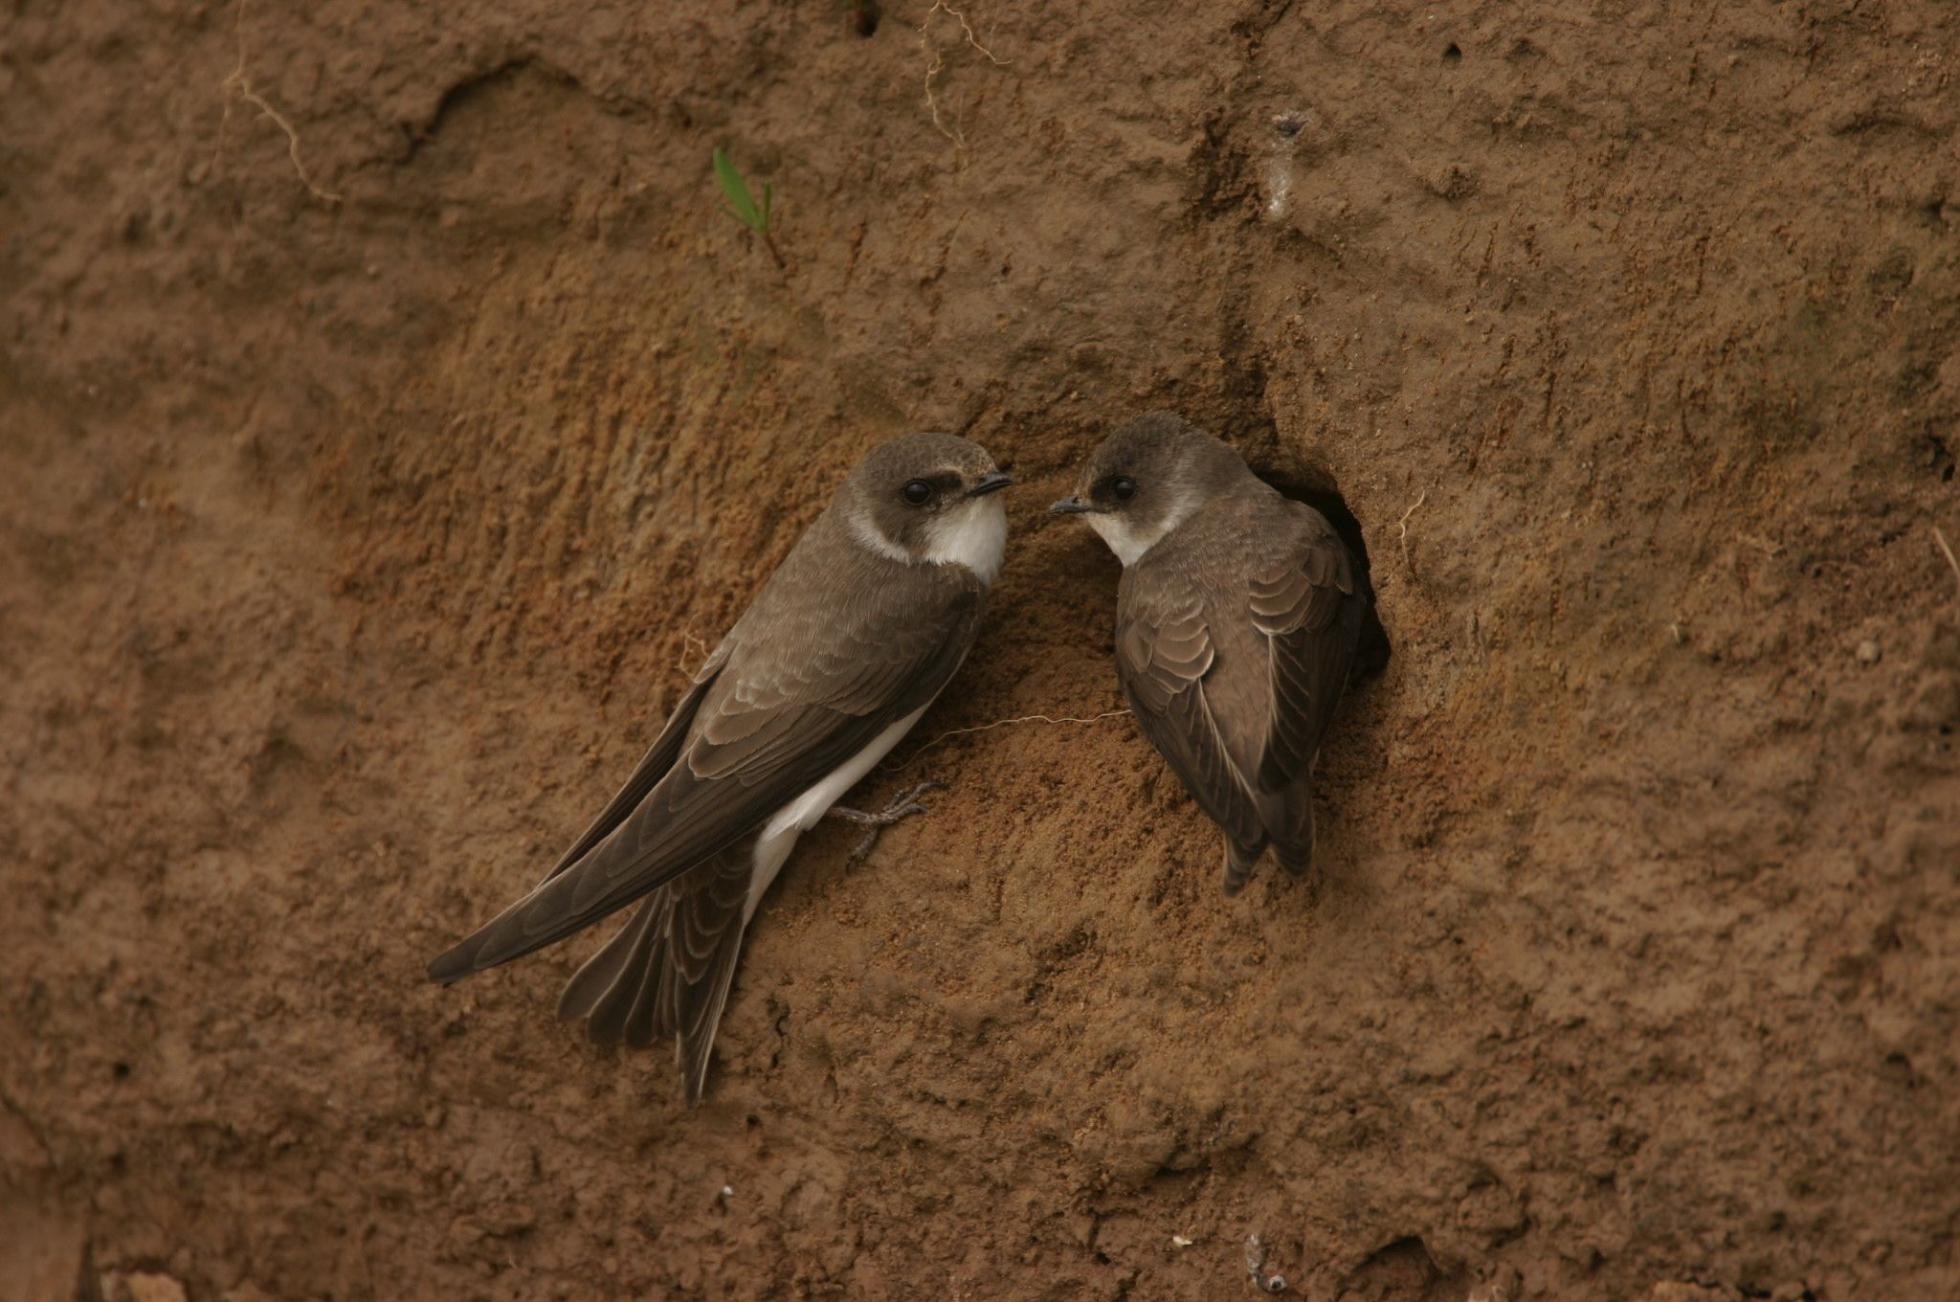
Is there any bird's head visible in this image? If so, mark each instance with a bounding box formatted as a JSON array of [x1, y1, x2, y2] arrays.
[[1050, 411, 1248, 566], [844, 432, 1013, 582]]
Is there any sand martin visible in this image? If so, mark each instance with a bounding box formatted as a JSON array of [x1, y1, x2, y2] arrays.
[[429, 433, 1013, 1102], [1052, 412, 1372, 894]]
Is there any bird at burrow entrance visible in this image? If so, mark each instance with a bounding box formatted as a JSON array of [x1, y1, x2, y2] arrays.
[[1051, 410, 1384, 894], [428, 433, 1014, 1104]]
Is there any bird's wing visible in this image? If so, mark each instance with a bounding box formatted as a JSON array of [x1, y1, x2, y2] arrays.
[[538, 642, 732, 884], [428, 562, 982, 983], [1114, 578, 1269, 852], [1249, 508, 1358, 791]]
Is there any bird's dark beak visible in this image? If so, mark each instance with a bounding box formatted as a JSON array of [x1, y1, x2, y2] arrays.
[[1049, 495, 1093, 515], [967, 471, 1014, 498]]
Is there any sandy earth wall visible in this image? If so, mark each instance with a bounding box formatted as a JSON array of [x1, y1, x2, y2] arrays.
[[4, 1, 1959, 1298]]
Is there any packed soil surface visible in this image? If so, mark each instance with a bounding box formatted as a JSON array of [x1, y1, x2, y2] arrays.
[[5, 1, 1959, 1298]]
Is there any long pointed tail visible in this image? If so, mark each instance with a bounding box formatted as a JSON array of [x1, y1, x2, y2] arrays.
[[554, 843, 753, 1106], [1271, 780, 1316, 877], [1222, 832, 1266, 896], [557, 893, 670, 1046]]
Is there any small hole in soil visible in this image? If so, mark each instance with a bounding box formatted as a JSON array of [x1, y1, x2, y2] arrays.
[[1246, 461, 1392, 681], [1443, 42, 1462, 63], [850, 0, 881, 37], [1925, 433, 1955, 481], [112, 1061, 131, 1081]]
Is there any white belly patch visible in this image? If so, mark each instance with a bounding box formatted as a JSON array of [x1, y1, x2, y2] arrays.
[[745, 705, 930, 920]]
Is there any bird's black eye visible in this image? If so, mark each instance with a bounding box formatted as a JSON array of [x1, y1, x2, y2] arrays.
[[1111, 476, 1137, 501], [902, 479, 933, 506]]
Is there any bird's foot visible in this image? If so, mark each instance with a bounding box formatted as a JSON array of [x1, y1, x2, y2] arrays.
[[827, 781, 944, 868]]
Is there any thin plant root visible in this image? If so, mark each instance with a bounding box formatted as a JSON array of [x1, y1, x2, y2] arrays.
[[919, 0, 1009, 157], [1935, 524, 1960, 598], [894, 709, 1131, 772], [214, 0, 343, 205], [677, 625, 713, 678], [1396, 489, 1427, 577]]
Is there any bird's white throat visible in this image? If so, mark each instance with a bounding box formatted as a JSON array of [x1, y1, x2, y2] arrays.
[[849, 497, 1007, 585], [1087, 492, 1197, 567], [923, 497, 1008, 585]]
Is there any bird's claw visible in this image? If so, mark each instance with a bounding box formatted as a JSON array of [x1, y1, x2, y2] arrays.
[[829, 781, 945, 868]]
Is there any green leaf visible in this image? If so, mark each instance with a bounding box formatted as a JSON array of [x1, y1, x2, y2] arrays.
[[713, 148, 764, 231]]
